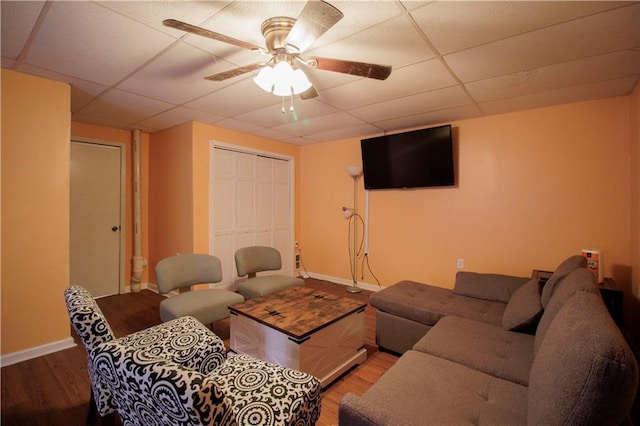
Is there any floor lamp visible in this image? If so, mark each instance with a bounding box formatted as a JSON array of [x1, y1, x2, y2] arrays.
[[344, 166, 362, 294]]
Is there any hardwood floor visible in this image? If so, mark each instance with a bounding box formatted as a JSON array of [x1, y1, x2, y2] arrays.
[[1, 278, 398, 425]]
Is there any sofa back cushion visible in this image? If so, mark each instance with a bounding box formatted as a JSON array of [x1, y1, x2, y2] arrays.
[[540, 255, 587, 308], [501, 278, 543, 331], [453, 272, 529, 303], [534, 268, 598, 353], [528, 292, 638, 425]]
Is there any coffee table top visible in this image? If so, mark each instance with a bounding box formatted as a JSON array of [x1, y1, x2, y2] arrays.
[[228, 286, 367, 340]]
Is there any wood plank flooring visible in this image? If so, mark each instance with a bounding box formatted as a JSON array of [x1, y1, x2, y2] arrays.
[[1, 278, 398, 425]]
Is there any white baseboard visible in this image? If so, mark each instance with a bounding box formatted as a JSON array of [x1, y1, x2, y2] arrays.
[[305, 272, 382, 293], [1, 337, 76, 367]]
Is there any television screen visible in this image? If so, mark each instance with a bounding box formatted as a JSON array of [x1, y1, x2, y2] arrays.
[[360, 124, 455, 190]]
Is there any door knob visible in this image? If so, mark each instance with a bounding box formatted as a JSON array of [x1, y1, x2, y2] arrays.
[[112, 226, 120, 232]]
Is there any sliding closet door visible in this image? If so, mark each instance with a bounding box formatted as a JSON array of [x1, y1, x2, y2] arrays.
[[211, 146, 292, 289]]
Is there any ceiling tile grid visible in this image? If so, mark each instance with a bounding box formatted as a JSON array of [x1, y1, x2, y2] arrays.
[[1, 1, 638, 145]]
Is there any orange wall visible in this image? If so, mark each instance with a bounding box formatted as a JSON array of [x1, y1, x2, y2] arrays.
[[148, 122, 195, 279], [1, 70, 71, 354], [70, 123, 151, 288], [299, 97, 633, 290], [630, 82, 640, 298], [148, 121, 301, 283]]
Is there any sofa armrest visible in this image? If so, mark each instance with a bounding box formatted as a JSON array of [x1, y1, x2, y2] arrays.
[[339, 393, 396, 426], [453, 271, 530, 303]]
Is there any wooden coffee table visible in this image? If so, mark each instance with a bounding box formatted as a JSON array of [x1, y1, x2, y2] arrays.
[[228, 286, 367, 387]]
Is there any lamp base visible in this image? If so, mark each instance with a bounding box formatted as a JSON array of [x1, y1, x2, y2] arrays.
[[346, 284, 362, 294]]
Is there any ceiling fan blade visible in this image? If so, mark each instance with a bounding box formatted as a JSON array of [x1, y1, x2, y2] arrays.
[[285, 1, 344, 53], [163, 19, 264, 52], [309, 57, 392, 80], [204, 63, 265, 81], [299, 86, 319, 100]]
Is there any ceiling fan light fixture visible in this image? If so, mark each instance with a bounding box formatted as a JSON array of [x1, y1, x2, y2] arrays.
[[254, 59, 312, 97], [253, 66, 275, 93], [291, 68, 312, 94]]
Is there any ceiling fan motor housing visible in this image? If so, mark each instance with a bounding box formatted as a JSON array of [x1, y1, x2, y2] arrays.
[[261, 17, 296, 53]]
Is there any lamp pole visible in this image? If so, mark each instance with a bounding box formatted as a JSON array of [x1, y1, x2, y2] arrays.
[[346, 166, 362, 294]]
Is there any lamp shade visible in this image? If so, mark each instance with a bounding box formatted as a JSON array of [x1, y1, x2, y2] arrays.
[[346, 166, 362, 178], [253, 66, 275, 93], [253, 61, 312, 96]]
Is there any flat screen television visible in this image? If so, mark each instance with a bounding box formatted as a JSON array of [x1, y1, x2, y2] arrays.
[[360, 124, 455, 190]]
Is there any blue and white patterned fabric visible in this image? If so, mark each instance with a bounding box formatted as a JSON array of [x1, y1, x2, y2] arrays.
[[64, 286, 227, 417]]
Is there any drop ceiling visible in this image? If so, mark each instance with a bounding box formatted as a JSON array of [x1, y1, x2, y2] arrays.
[[2, 1, 639, 145]]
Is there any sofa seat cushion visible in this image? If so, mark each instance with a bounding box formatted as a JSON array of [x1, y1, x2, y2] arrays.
[[370, 280, 506, 327], [340, 350, 528, 425], [413, 316, 535, 386]]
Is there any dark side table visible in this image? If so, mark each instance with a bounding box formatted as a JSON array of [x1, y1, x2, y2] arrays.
[[532, 270, 623, 330]]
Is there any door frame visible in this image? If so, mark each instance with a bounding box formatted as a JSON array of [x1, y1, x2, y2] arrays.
[[209, 141, 296, 280], [70, 137, 127, 295]]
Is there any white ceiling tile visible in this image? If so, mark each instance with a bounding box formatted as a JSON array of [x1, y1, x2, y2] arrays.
[[184, 78, 279, 117], [302, 123, 382, 143], [349, 85, 473, 123], [117, 43, 239, 104], [215, 117, 266, 134], [272, 111, 365, 137], [466, 50, 640, 102], [235, 98, 339, 128], [16, 62, 109, 112], [97, 1, 230, 34], [253, 128, 299, 141], [321, 58, 457, 109], [74, 89, 174, 125], [135, 106, 225, 130], [308, 14, 434, 70], [1, 1, 46, 59], [309, 1, 404, 48], [479, 76, 640, 115], [373, 105, 484, 133], [445, 3, 640, 82], [3, 1, 639, 142], [24, 2, 176, 85], [410, 1, 628, 55]]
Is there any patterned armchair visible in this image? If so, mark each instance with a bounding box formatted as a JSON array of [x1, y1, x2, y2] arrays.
[[64, 286, 227, 422], [93, 344, 322, 425], [65, 285, 322, 425]]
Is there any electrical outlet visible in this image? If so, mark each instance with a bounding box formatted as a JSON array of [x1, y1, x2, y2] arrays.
[[457, 258, 464, 269], [295, 253, 301, 270]]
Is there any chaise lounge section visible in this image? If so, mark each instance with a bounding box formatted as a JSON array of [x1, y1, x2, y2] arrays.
[[340, 258, 639, 424]]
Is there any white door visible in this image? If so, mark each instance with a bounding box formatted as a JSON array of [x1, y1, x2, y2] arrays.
[[211, 146, 293, 289], [70, 141, 122, 297]]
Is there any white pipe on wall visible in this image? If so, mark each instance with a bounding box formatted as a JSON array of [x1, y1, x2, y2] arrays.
[[131, 129, 146, 292], [364, 189, 369, 256]]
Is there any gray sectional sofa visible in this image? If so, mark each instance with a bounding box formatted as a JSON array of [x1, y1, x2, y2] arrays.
[[339, 256, 639, 425]]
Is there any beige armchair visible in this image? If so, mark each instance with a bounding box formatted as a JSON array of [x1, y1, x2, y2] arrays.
[[234, 246, 304, 299], [155, 253, 244, 325]]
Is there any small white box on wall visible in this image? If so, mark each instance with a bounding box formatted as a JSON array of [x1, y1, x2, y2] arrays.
[[581, 249, 603, 283]]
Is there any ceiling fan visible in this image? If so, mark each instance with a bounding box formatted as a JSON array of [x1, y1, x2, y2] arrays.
[[163, 0, 392, 101]]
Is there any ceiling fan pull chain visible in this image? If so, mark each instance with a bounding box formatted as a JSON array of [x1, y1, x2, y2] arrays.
[[281, 96, 286, 114], [290, 93, 295, 112]]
